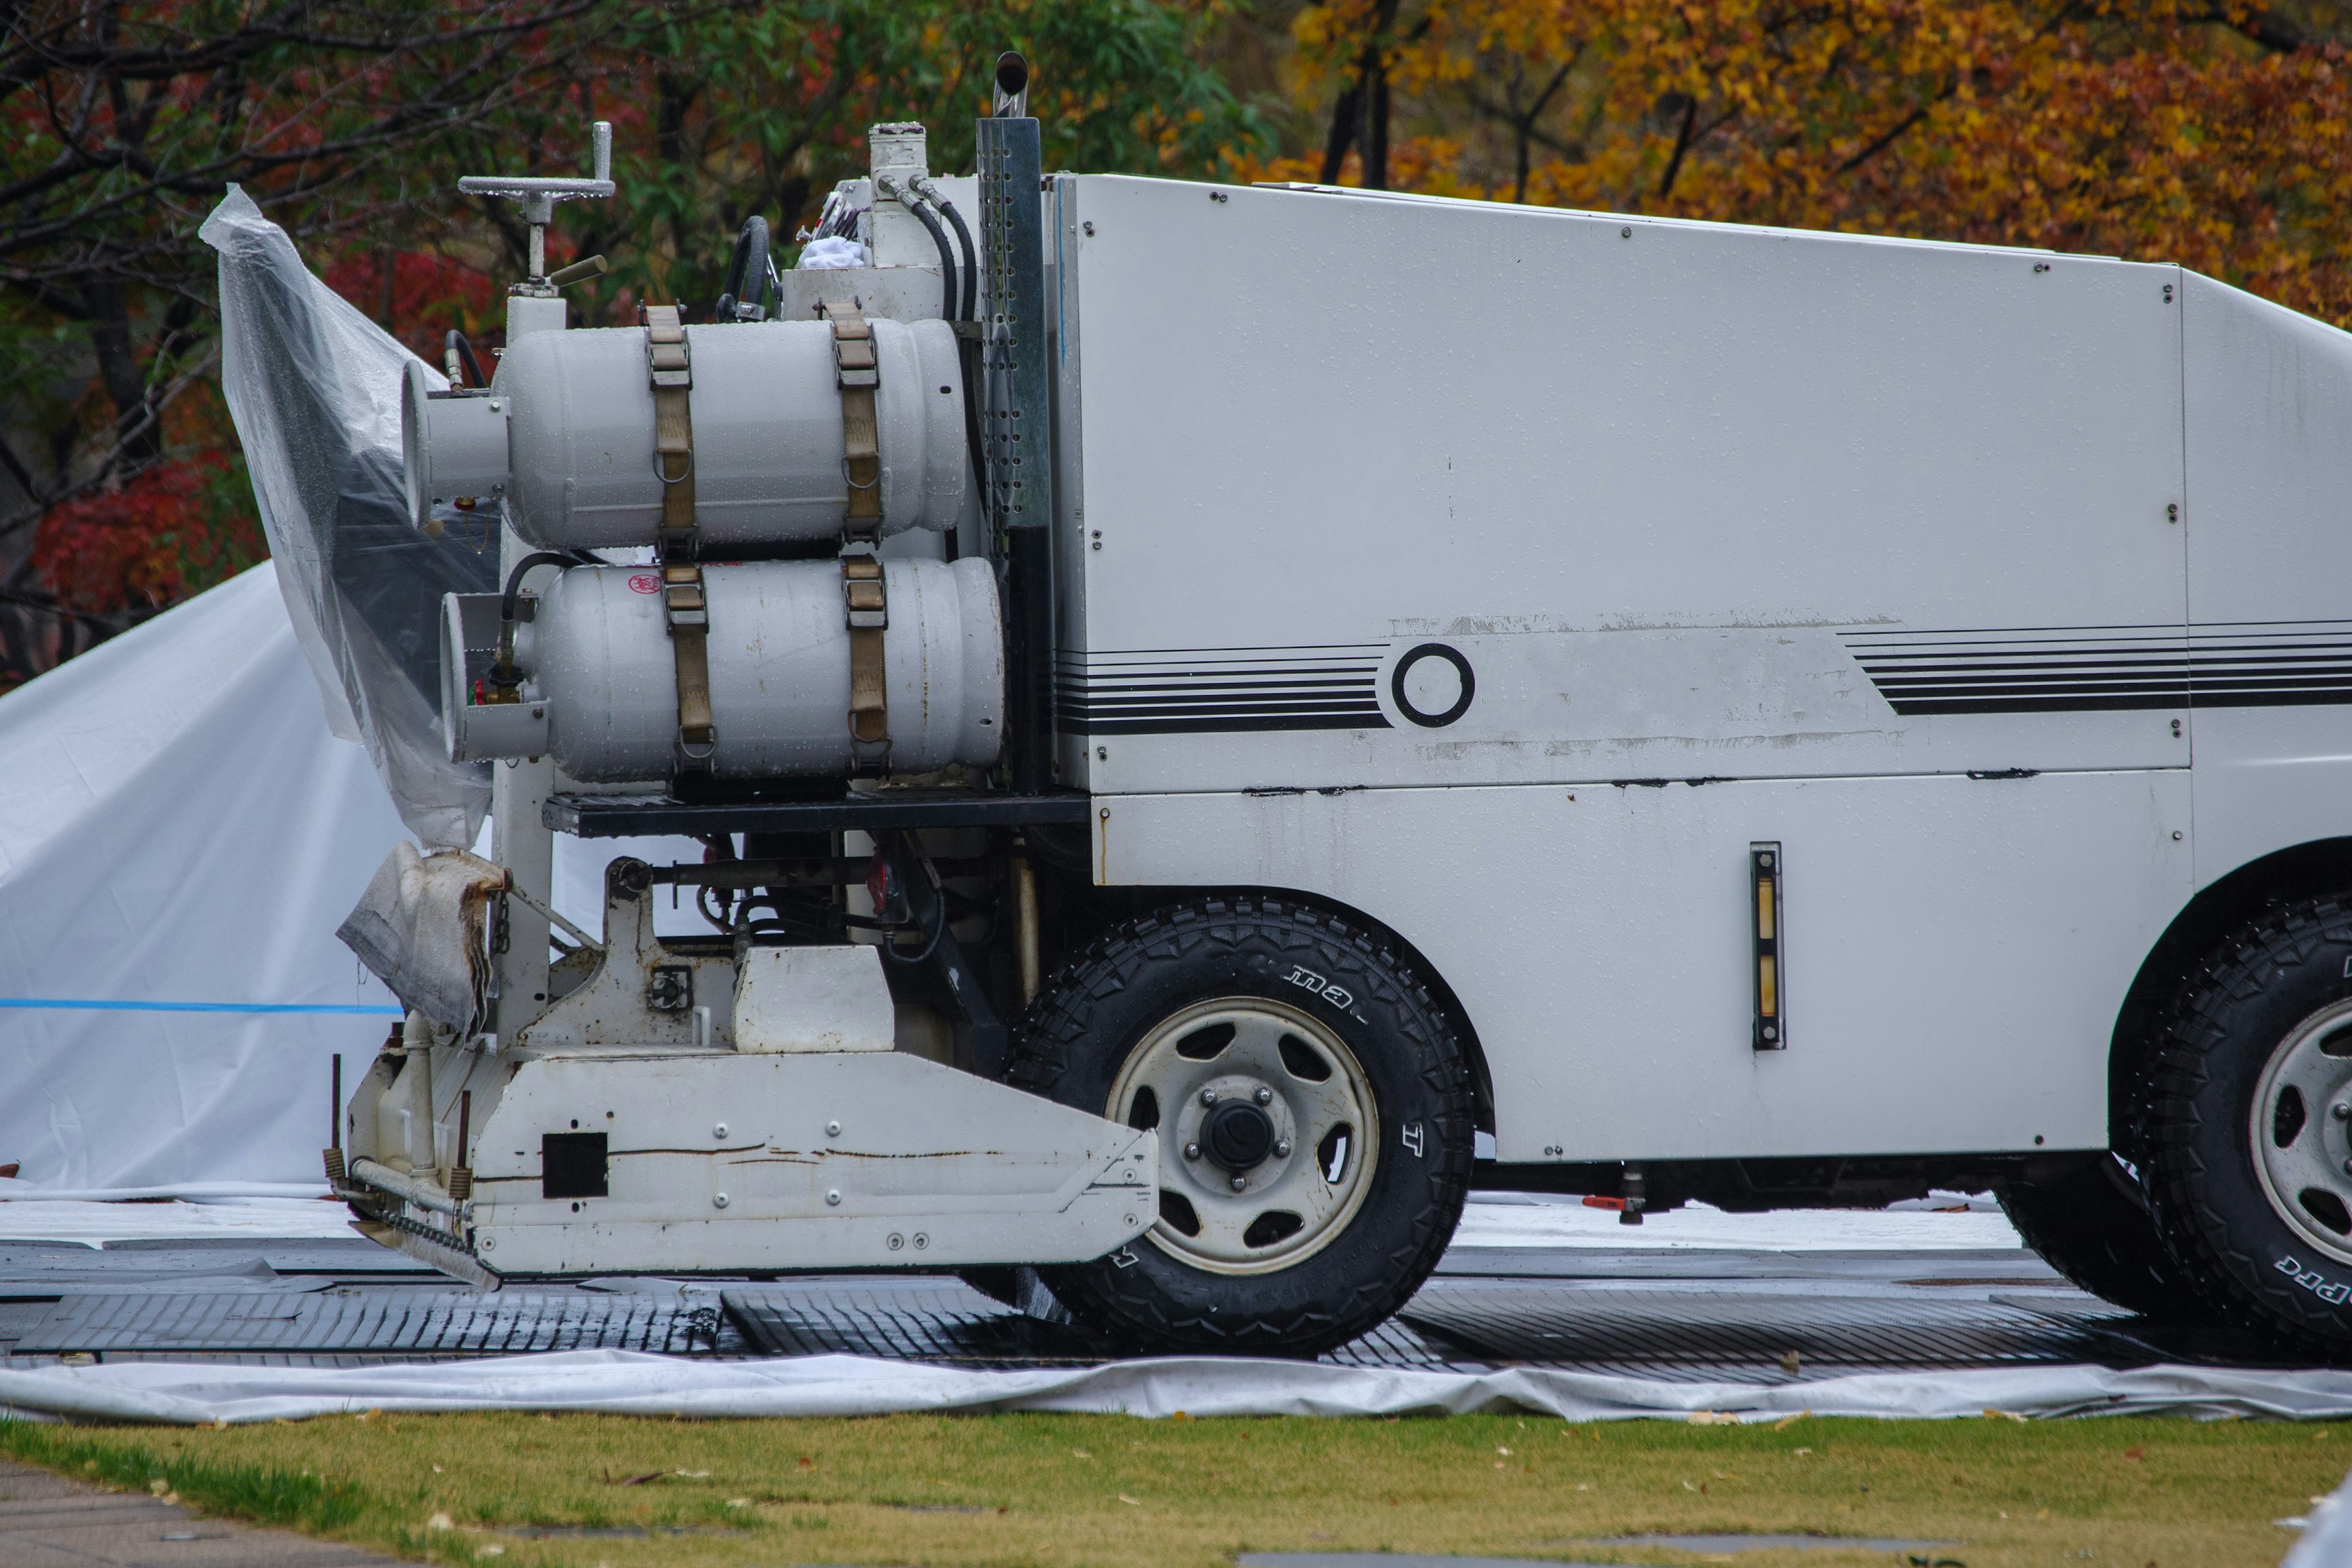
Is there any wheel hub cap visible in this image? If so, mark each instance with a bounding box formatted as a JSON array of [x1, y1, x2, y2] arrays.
[[2252, 996, 2352, 1264], [1106, 995, 1381, 1276], [1201, 1099, 1275, 1172]]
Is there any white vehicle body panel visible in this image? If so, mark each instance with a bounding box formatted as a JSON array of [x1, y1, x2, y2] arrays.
[[1042, 177, 2352, 1162]]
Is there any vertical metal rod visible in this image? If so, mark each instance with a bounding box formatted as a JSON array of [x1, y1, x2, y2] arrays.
[[1012, 853, 1041, 1005], [331, 1054, 342, 1150], [457, 1090, 472, 1171]]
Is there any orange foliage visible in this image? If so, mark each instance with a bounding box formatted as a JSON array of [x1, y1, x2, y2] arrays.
[[1278, 0, 2352, 323]]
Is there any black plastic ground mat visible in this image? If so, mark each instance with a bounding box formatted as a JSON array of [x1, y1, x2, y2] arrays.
[[719, 1277, 1502, 1368], [15, 1290, 726, 1356], [721, 1278, 1122, 1364], [1398, 1280, 2131, 1381]]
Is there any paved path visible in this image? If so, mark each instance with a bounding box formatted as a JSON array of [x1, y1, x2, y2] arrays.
[[0, 1460, 399, 1567]]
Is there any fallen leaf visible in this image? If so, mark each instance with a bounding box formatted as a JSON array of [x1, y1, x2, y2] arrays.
[[477, 1548, 504, 1559], [2125, 1447, 2144, 1461], [617, 1472, 662, 1487], [1172, 1411, 1191, 1421], [1683, 1480, 1699, 1491], [726, 1498, 751, 1509], [1983, 1408, 2027, 1423], [797, 1456, 813, 1468], [674, 1469, 709, 1479], [1496, 1447, 1512, 1456], [1118, 1494, 1141, 1506], [426, 1513, 453, 1532], [148, 1480, 169, 1497], [1073, 1449, 1093, 1460], [432, 1466, 443, 1475], [1773, 1411, 1809, 1431], [1793, 1447, 1813, 1457]]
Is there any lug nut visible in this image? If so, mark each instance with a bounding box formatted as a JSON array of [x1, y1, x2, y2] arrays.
[[1183, 1141, 1200, 1160], [2335, 1102, 2351, 1122], [1274, 1139, 1291, 1158], [1230, 1174, 1248, 1191], [1254, 1087, 1273, 1106], [1200, 1088, 1218, 1106]]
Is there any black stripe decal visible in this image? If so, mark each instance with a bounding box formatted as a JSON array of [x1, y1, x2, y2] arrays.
[[1059, 646, 1394, 736], [1843, 622, 2352, 715]]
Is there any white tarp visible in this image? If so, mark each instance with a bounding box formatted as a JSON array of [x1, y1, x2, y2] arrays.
[[0, 567, 700, 1191], [3, 1346, 2350, 1427], [0, 566, 411, 1188]]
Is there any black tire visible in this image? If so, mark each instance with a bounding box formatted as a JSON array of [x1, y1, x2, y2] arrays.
[[1011, 895, 1474, 1355], [2143, 895, 2352, 1353], [1997, 1153, 2200, 1319]]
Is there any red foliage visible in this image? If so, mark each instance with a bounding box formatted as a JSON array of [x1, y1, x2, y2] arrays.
[[31, 452, 268, 616], [320, 249, 500, 363]]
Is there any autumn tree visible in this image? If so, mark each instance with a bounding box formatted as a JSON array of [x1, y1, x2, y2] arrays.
[[1270, 0, 2352, 323], [0, 0, 1258, 688]]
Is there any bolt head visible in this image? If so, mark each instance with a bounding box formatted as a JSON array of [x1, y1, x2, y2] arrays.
[[825, 1188, 842, 1206], [1274, 1139, 1291, 1158], [2335, 1103, 2351, 1122], [826, 1120, 842, 1137], [1229, 1174, 1247, 1191], [713, 1123, 728, 1139], [1200, 1088, 1218, 1107], [713, 1193, 729, 1209], [1254, 1086, 1273, 1106], [1183, 1141, 1200, 1160]]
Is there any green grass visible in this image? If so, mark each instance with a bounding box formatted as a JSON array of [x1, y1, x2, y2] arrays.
[[1, 1407, 2341, 1567]]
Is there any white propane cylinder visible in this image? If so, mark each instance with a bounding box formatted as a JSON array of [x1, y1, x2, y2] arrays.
[[496, 318, 967, 551], [516, 558, 1001, 780]]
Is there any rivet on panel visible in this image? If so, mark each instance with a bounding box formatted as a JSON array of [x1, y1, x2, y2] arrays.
[[826, 1189, 842, 1206]]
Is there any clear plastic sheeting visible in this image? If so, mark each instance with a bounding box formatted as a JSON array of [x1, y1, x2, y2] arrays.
[[4, 1348, 2352, 1427], [200, 187, 497, 848]]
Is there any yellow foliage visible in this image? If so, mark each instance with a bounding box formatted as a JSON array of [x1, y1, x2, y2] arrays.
[[1268, 0, 2352, 323]]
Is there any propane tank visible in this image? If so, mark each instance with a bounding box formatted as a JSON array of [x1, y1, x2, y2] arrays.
[[466, 558, 1002, 780], [401, 316, 968, 548]]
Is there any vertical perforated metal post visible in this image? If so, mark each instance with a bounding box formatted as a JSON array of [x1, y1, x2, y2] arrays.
[[979, 113, 1055, 793]]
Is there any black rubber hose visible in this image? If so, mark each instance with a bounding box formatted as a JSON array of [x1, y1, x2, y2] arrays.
[[445, 330, 487, 389], [717, 215, 771, 321], [925, 187, 978, 322], [489, 551, 575, 687], [894, 186, 958, 321]]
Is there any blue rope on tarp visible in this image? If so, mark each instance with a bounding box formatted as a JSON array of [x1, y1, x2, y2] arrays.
[[0, 999, 402, 1016]]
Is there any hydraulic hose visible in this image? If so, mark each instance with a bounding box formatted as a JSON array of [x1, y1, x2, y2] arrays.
[[913, 177, 978, 323], [489, 551, 574, 689], [906, 179, 987, 524], [881, 176, 958, 322], [443, 330, 488, 390], [717, 216, 772, 322]]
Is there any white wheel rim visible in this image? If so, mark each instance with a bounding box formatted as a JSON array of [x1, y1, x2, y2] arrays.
[[1106, 996, 1379, 1276], [2250, 995, 2352, 1266]]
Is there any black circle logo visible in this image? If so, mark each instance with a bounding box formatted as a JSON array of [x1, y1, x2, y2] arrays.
[[1390, 643, 1475, 728]]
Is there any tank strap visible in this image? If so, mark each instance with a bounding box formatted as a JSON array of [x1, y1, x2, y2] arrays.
[[827, 299, 889, 772], [842, 555, 890, 772], [825, 299, 884, 545], [646, 304, 714, 767]]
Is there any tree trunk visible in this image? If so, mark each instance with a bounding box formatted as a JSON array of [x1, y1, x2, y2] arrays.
[[81, 279, 160, 472]]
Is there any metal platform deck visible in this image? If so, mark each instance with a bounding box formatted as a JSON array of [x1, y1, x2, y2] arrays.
[[0, 1230, 2309, 1377]]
